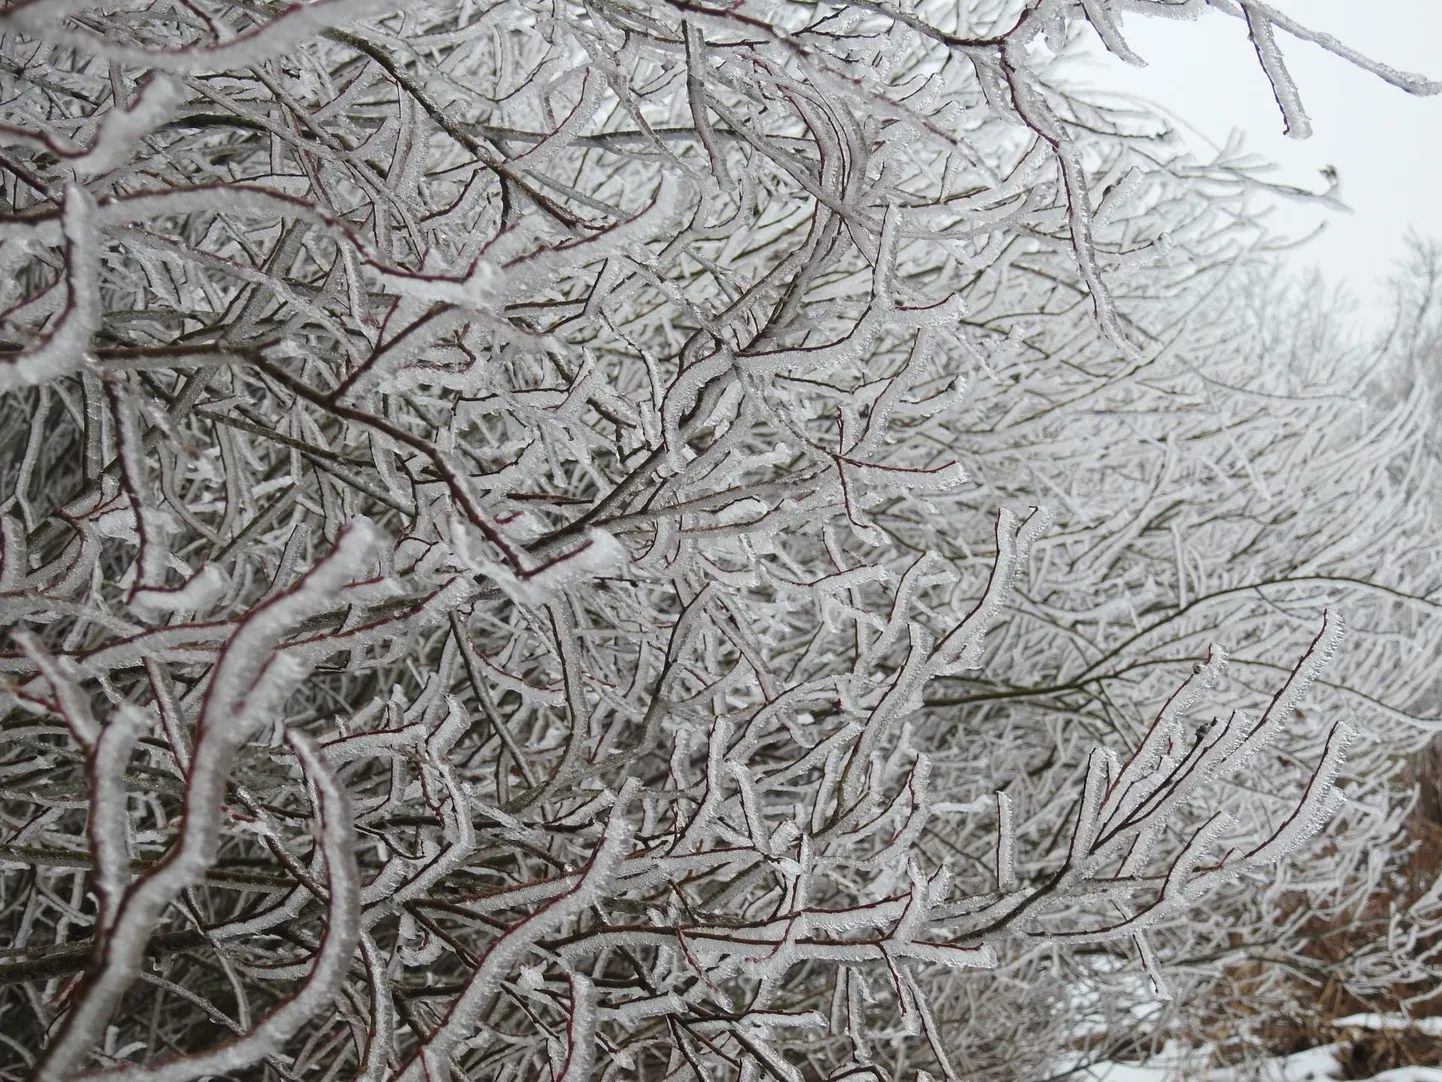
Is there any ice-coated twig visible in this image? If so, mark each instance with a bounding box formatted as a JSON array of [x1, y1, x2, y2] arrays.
[[1242, 4, 1312, 139], [393, 778, 638, 1082], [12, 630, 101, 750], [1229, 610, 1346, 771], [1222, 0, 1442, 97], [930, 506, 1051, 672], [4, 0, 406, 72], [73, 729, 362, 1082], [87, 707, 145, 937], [0, 185, 99, 392], [556, 973, 599, 1082], [71, 74, 186, 178], [1133, 931, 1172, 1001], [32, 523, 378, 1082], [1081, 0, 1145, 66], [354, 933, 396, 1082], [995, 791, 1018, 893], [1097, 643, 1228, 835]]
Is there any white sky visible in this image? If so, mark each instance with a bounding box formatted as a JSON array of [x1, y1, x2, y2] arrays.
[[1062, 1, 1442, 323]]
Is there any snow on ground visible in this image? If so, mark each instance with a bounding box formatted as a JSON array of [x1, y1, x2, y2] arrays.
[[1335, 1017, 1442, 1039], [1061, 1017, 1442, 1082]]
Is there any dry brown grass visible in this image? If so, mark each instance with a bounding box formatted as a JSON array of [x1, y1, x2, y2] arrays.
[[1332, 1026, 1442, 1079], [1190, 749, 1442, 1074]]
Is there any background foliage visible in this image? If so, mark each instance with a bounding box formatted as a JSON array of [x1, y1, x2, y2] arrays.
[[0, 0, 1440, 1079]]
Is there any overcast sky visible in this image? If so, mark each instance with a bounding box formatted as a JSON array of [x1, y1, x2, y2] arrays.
[[1064, 1, 1442, 325]]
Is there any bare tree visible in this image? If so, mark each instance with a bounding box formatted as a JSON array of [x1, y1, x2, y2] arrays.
[[0, 0, 1438, 1079]]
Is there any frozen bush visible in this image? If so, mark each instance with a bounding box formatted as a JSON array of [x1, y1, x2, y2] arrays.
[[0, 0, 1439, 1079]]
